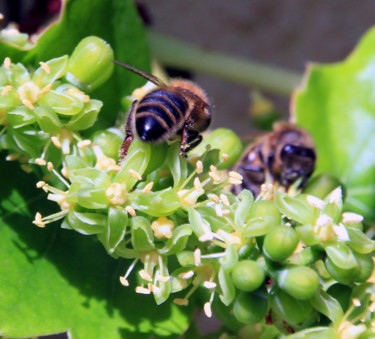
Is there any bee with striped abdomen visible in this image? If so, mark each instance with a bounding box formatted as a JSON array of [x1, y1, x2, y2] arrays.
[[113, 60, 212, 163], [233, 122, 316, 197]]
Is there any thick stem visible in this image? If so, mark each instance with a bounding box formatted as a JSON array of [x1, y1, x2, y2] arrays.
[[147, 30, 302, 96]]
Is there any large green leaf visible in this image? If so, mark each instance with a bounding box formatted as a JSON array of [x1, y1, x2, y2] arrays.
[[293, 28, 375, 220], [1, 0, 150, 128], [0, 158, 191, 338]]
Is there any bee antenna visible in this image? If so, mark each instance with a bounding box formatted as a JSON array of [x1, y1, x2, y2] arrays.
[[112, 59, 164, 86]]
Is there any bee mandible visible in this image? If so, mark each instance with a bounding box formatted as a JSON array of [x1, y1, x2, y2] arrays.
[[113, 60, 212, 163], [233, 122, 316, 197]]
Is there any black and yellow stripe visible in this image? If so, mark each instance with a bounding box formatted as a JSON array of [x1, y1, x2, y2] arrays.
[[135, 89, 188, 142]]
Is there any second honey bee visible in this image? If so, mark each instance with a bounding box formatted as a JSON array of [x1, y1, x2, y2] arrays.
[[113, 60, 212, 163], [233, 122, 316, 197]]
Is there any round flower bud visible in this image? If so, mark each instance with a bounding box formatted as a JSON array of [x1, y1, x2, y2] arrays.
[[190, 128, 243, 169], [277, 266, 320, 300], [233, 290, 268, 324], [67, 36, 114, 91], [263, 226, 298, 262], [231, 260, 265, 292]]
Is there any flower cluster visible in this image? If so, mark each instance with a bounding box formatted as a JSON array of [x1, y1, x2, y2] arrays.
[[0, 36, 113, 173], [2, 36, 375, 338]]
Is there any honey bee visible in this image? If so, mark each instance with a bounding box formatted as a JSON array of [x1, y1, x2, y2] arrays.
[[232, 122, 316, 197], [113, 60, 212, 163]]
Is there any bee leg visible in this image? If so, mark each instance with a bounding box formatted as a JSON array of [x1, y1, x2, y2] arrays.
[[119, 100, 137, 164], [180, 122, 191, 158], [184, 134, 202, 153]]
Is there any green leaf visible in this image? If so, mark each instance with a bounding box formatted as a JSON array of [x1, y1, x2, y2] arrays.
[[158, 224, 193, 255], [131, 188, 181, 217], [32, 55, 69, 88], [0, 158, 191, 338], [218, 266, 236, 306], [325, 241, 357, 269], [294, 27, 375, 220], [68, 210, 107, 235], [98, 206, 128, 254], [131, 216, 155, 251], [310, 289, 343, 327], [167, 142, 188, 188], [115, 140, 150, 190], [346, 227, 375, 254]]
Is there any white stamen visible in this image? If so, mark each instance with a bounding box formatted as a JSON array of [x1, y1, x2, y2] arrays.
[[307, 195, 325, 209], [35, 158, 46, 166], [196, 160, 203, 174], [139, 269, 153, 282], [329, 187, 342, 204], [316, 214, 332, 227], [342, 212, 364, 224], [77, 139, 91, 148], [4, 57, 11, 69], [143, 182, 154, 194], [229, 171, 243, 180], [51, 136, 62, 149], [352, 298, 361, 307], [178, 271, 194, 280], [220, 193, 230, 206], [126, 206, 136, 217], [1, 85, 11, 96], [129, 169, 142, 181], [203, 281, 217, 289], [204, 302, 212, 317], [119, 277, 129, 286], [135, 286, 151, 294], [194, 248, 201, 267], [39, 62, 51, 74], [333, 223, 350, 241]]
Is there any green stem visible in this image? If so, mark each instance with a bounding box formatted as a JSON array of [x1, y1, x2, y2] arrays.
[[147, 30, 302, 96]]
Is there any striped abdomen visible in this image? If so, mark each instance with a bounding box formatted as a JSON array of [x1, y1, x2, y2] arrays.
[[135, 89, 188, 142]]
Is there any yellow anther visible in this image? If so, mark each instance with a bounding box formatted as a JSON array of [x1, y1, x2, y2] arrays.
[[119, 276, 129, 286], [4, 57, 11, 69], [77, 139, 91, 148], [151, 216, 174, 239], [143, 182, 154, 194], [126, 206, 136, 217], [173, 298, 189, 306], [1, 85, 11, 96], [32, 212, 45, 228], [39, 62, 51, 74], [129, 169, 142, 181]]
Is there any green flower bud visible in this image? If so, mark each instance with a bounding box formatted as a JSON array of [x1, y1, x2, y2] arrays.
[[191, 128, 243, 169], [353, 252, 374, 283], [304, 173, 344, 200], [263, 226, 299, 262], [278, 266, 320, 300], [32, 55, 69, 88], [7, 105, 37, 128], [66, 36, 114, 91], [270, 289, 314, 326], [231, 260, 265, 292], [34, 106, 62, 133], [275, 192, 315, 225], [38, 89, 84, 115], [67, 99, 103, 131], [233, 289, 268, 324], [91, 129, 123, 160], [244, 200, 281, 237], [324, 257, 359, 284]]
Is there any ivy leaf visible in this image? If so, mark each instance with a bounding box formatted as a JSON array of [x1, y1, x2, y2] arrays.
[[293, 28, 375, 220], [0, 158, 191, 338]]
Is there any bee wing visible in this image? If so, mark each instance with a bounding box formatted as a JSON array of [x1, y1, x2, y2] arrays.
[[113, 59, 165, 86]]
